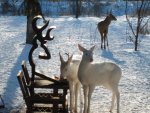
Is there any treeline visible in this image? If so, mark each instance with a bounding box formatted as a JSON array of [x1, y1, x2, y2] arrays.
[[0, 0, 121, 16], [0, 0, 148, 17]]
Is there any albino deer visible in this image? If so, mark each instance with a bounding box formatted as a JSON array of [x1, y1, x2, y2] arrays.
[[78, 44, 121, 113], [98, 13, 117, 49], [59, 53, 81, 113]]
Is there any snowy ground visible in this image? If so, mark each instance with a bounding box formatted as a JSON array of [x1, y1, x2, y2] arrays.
[[0, 15, 150, 113]]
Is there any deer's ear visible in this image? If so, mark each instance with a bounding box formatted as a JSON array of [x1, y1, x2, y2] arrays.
[[109, 9, 112, 14], [90, 45, 95, 51], [78, 44, 86, 52], [68, 54, 73, 63], [59, 52, 64, 63]]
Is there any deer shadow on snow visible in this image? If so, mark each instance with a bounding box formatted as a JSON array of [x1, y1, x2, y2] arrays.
[[101, 49, 125, 65]]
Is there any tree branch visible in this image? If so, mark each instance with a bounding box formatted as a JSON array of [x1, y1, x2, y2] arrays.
[[125, 0, 136, 37]]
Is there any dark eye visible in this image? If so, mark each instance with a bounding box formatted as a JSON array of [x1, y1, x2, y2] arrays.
[[85, 53, 88, 56]]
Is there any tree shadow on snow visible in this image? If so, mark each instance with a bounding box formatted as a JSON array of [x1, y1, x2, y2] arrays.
[[2, 44, 31, 111], [101, 49, 125, 65]]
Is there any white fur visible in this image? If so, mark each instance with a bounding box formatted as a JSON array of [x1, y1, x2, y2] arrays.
[[78, 44, 122, 113], [59, 53, 81, 113]]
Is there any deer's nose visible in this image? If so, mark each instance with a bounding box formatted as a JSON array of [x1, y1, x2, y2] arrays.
[[90, 58, 93, 62], [60, 75, 64, 80]]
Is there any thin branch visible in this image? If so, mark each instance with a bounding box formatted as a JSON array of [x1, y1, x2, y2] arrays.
[[138, 0, 150, 33], [138, 0, 144, 24], [125, 0, 136, 37], [140, 17, 150, 32], [142, 1, 150, 17]]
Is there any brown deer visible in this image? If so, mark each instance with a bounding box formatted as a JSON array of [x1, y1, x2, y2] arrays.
[[98, 13, 117, 49]]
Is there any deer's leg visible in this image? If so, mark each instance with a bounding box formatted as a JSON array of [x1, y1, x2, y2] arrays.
[[98, 25, 103, 49], [104, 31, 107, 49], [116, 90, 120, 113], [111, 86, 120, 113], [87, 85, 95, 113], [104, 38, 106, 49], [74, 82, 80, 113], [105, 30, 108, 47], [100, 32, 104, 49], [106, 35, 109, 47], [83, 85, 88, 113], [79, 84, 83, 113], [110, 93, 115, 113], [69, 81, 74, 113]]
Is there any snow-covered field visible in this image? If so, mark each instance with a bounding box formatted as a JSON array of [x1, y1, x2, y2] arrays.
[[0, 15, 150, 113]]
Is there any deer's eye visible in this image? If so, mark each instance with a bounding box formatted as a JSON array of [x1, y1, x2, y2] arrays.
[[85, 53, 88, 56]]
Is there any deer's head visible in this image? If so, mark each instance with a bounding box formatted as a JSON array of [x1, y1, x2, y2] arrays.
[[108, 13, 117, 21], [78, 44, 95, 63], [59, 53, 73, 79]]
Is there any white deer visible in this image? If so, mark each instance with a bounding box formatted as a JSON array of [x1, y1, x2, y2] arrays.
[[59, 53, 81, 113], [77, 44, 122, 113]]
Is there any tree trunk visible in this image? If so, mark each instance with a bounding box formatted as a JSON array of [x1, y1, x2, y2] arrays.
[[26, 0, 44, 44], [135, 35, 138, 51], [26, 15, 35, 44], [76, 0, 81, 18]]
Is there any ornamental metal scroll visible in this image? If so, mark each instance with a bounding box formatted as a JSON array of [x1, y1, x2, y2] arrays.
[[28, 15, 57, 82]]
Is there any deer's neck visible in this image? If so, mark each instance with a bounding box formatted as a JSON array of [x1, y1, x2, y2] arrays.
[[79, 60, 90, 72], [78, 60, 90, 82], [104, 16, 112, 26]]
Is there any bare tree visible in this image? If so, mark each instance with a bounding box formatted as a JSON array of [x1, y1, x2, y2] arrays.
[[76, 0, 82, 18], [1, 0, 12, 14], [20, 0, 45, 44], [125, 0, 150, 51], [10, 0, 20, 15]]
